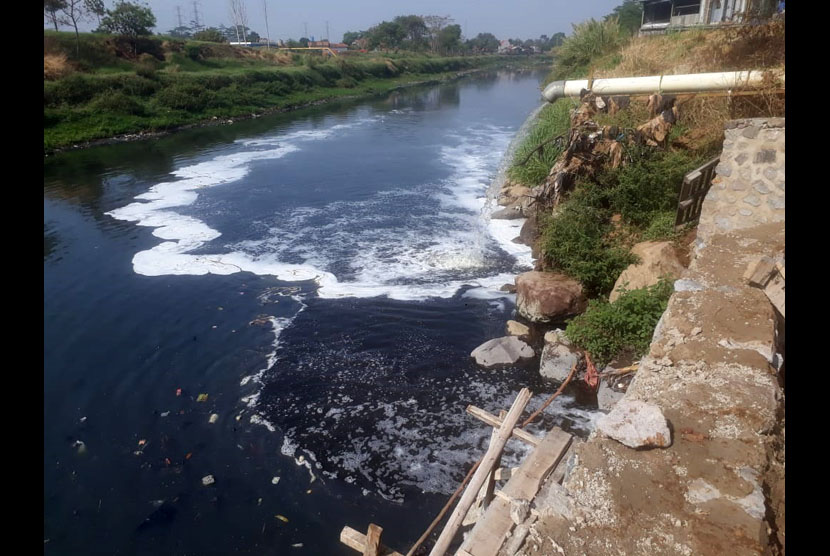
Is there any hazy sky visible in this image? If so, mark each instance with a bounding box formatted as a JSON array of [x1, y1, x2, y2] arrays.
[[70, 1, 624, 42]]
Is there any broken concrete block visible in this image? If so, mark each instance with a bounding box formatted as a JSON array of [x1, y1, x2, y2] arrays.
[[743, 255, 776, 287], [596, 399, 672, 449]]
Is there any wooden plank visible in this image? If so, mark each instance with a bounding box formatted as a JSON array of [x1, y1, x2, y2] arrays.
[[340, 526, 404, 556], [460, 427, 572, 556], [482, 410, 508, 511], [364, 524, 383, 556], [427, 388, 533, 556], [466, 406, 540, 447]]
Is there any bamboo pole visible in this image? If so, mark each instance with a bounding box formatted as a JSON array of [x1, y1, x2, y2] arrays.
[[427, 388, 533, 556]]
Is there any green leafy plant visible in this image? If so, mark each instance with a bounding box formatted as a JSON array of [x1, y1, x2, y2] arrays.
[[540, 184, 636, 297], [565, 277, 673, 366]]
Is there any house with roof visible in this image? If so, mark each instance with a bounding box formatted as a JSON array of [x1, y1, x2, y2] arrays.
[[639, 0, 778, 34]]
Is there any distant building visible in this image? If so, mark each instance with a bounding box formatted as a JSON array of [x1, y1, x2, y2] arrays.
[[639, 0, 777, 34], [330, 43, 349, 53], [309, 39, 330, 48]]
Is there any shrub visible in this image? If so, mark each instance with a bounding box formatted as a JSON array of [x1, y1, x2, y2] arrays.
[[154, 83, 215, 111], [44, 53, 73, 80], [185, 44, 202, 61], [335, 76, 358, 88], [565, 277, 673, 366], [90, 91, 145, 115], [540, 185, 636, 297], [609, 149, 700, 227], [641, 211, 678, 241]]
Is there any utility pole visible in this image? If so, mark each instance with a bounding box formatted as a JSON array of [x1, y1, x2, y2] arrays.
[[326, 20, 329, 42], [176, 5, 184, 28], [191, 1, 203, 32], [263, 1, 271, 49], [303, 21, 308, 39]]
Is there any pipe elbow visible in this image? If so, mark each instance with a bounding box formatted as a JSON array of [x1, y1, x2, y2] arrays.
[[542, 81, 566, 103]]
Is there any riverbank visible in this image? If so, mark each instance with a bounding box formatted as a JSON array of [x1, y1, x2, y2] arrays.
[[44, 31, 546, 154], [44, 66, 525, 155]]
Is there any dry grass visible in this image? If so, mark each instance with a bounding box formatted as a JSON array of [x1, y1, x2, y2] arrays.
[[44, 52, 72, 80], [599, 19, 785, 78], [238, 48, 293, 65]]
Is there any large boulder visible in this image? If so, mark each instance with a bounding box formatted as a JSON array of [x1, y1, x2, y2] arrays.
[[539, 331, 580, 382], [609, 241, 685, 302], [518, 214, 539, 247], [515, 271, 587, 323], [596, 399, 672, 448], [471, 336, 534, 368]]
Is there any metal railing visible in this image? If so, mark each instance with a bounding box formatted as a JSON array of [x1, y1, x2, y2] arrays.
[[675, 156, 720, 228]]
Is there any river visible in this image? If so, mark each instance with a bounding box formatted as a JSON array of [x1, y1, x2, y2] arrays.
[[44, 68, 598, 554]]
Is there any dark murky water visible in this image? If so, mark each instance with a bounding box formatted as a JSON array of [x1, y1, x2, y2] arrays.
[[44, 69, 597, 554]]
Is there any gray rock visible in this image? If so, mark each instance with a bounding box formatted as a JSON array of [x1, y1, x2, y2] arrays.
[[754, 149, 776, 163], [597, 380, 624, 411], [471, 336, 534, 368], [491, 206, 523, 220], [596, 399, 672, 448], [506, 320, 530, 337], [539, 340, 580, 382]]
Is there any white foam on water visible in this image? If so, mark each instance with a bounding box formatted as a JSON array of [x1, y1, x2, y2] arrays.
[[108, 116, 532, 301]]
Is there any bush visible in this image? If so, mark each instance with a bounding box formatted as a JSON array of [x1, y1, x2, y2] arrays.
[[154, 83, 215, 111], [541, 185, 636, 297], [609, 149, 700, 227], [89, 91, 145, 115], [185, 44, 202, 61], [641, 211, 678, 241], [565, 277, 673, 366]]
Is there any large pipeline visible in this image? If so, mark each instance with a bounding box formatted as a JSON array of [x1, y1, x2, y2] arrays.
[[542, 70, 784, 103]]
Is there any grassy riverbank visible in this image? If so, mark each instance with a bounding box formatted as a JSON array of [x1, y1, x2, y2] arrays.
[[505, 18, 784, 364], [44, 31, 543, 152]]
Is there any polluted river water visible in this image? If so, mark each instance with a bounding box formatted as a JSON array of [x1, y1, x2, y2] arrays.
[[44, 68, 599, 554]]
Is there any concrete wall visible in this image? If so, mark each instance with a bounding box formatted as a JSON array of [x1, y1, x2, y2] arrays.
[[698, 117, 785, 242]]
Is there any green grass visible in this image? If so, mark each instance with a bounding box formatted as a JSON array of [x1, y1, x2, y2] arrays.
[[565, 277, 673, 366], [45, 31, 526, 151], [507, 98, 575, 187]]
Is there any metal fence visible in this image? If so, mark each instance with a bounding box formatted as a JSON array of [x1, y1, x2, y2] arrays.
[[675, 156, 720, 228]]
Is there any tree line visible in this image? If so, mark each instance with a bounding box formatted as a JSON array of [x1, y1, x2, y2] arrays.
[[342, 15, 566, 55]]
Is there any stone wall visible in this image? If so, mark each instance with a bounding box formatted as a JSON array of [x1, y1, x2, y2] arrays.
[[698, 117, 785, 242]]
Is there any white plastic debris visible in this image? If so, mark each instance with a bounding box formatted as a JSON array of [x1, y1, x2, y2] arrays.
[[202, 475, 215, 486], [208, 414, 219, 424]]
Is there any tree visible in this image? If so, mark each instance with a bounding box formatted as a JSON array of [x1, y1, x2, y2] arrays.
[[550, 32, 566, 47], [422, 14, 453, 52], [342, 30, 363, 46], [44, 0, 67, 31], [84, 0, 105, 27], [193, 28, 227, 43], [606, 0, 643, 36], [465, 32, 499, 53], [366, 20, 406, 51], [58, 0, 92, 55], [437, 24, 461, 54], [167, 25, 193, 39], [99, 1, 156, 37], [393, 15, 428, 50]]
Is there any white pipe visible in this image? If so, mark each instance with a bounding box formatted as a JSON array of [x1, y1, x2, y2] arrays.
[[542, 70, 784, 103]]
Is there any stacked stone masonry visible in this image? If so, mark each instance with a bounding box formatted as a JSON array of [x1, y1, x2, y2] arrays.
[[698, 118, 785, 241]]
